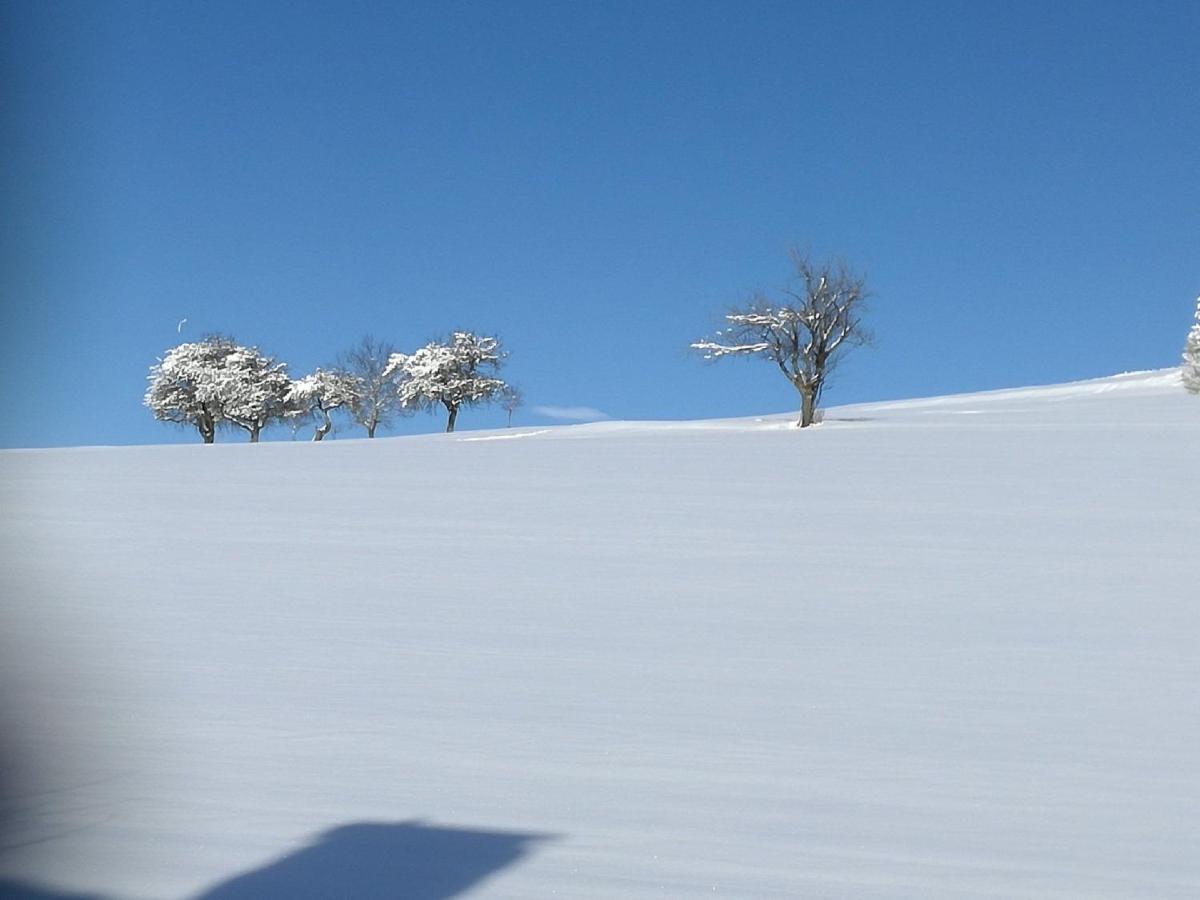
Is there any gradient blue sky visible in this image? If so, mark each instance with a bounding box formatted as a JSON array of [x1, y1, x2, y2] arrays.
[[2, 0, 1197, 446]]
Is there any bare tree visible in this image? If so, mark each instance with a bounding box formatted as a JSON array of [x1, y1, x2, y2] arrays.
[[500, 385, 523, 427], [692, 249, 872, 427], [338, 335, 406, 438]]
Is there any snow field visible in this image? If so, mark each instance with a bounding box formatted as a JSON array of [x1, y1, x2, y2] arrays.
[[1, 370, 1197, 898]]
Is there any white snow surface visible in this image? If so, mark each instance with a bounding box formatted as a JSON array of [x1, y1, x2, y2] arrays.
[[1, 369, 1197, 898]]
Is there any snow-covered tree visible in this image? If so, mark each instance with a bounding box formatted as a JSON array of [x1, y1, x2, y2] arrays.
[[145, 336, 291, 443], [1183, 297, 1200, 395], [144, 336, 235, 443], [287, 369, 363, 441], [338, 335, 408, 438], [385, 332, 508, 432], [692, 249, 872, 427], [218, 346, 292, 442]]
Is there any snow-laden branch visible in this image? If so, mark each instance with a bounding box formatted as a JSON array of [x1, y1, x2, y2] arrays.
[[689, 340, 771, 358]]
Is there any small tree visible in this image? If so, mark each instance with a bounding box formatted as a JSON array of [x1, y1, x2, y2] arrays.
[[386, 332, 508, 432], [500, 385, 523, 427], [1183, 297, 1200, 395], [692, 249, 872, 427], [338, 335, 407, 438], [288, 369, 363, 441], [144, 336, 234, 443]]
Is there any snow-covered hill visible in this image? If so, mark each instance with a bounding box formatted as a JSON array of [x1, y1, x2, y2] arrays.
[[1, 370, 1196, 899]]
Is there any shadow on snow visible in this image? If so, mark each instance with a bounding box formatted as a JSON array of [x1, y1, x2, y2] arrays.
[[1, 820, 552, 900], [192, 820, 551, 900], [0, 884, 102, 900]]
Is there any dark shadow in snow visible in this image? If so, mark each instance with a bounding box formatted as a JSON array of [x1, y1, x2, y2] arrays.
[[0, 882, 103, 900], [191, 820, 552, 900]]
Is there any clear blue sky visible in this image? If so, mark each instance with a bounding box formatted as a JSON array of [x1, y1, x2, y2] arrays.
[[2, 0, 1197, 447]]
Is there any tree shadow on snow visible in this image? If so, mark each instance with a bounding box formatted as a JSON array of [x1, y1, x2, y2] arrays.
[[191, 820, 552, 900], [0, 882, 103, 899]]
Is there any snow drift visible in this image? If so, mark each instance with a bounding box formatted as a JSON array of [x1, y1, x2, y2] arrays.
[[1, 370, 1196, 898]]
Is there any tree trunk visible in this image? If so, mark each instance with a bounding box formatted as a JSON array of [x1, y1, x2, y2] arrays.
[[445, 404, 458, 433], [366, 421, 376, 438], [799, 389, 816, 428], [197, 414, 215, 444], [249, 426, 260, 443], [313, 409, 332, 441]]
